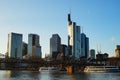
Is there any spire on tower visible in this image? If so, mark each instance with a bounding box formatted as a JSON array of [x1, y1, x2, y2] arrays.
[[68, 11, 72, 25], [68, 13, 71, 22]]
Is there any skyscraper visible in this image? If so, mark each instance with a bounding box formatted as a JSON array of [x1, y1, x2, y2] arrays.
[[7, 32, 22, 59], [28, 34, 42, 58], [68, 13, 81, 59], [50, 34, 61, 60], [86, 37, 89, 58], [81, 33, 89, 58]]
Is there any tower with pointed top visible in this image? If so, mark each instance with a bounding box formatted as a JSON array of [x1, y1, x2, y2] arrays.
[[68, 13, 81, 59]]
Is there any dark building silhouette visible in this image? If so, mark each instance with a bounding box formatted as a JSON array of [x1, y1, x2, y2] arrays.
[[60, 44, 68, 60], [50, 34, 61, 60], [96, 53, 109, 60]]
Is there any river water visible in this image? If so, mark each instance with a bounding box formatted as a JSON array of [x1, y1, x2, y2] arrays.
[[0, 70, 120, 80]]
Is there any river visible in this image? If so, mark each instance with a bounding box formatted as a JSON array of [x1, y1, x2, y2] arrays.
[[0, 70, 120, 80]]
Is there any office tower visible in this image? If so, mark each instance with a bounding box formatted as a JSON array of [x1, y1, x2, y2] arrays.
[[115, 45, 120, 58], [50, 34, 61, 60], [7, 32, 22, 59], [81, 33, 89, 58], [86, 37, 89, 58], [28, 34, 42, 58], [68, 13, 81, 59], [89, 49, 95, 59]]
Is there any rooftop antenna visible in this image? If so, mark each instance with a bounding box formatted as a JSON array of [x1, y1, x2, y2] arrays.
[[68, 8, 72, 24]]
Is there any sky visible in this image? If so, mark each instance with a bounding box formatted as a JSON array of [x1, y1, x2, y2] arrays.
[[0, 0, 120, 57]]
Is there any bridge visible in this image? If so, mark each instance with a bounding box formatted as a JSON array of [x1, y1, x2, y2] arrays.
[[0, 58, 120, 73]]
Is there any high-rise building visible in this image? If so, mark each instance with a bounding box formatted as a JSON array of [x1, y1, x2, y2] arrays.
[[28, 34, 42, 58], [86, 37, 89, 58], [7, 32, 22, 59], [89, 49, 95, 59], [81, 33, 89, 58], [115, 45, 120, 58], [68, 13, 81, 59], [50, 34, 61, 60]]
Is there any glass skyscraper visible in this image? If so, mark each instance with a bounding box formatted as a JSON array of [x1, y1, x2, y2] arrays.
[[7, 32, 23, 59], [68, 14, 81, 59], [81, 33, 89, 58]]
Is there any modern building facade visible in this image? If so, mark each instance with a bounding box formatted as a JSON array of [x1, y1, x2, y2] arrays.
[[28, 34, 42, 58], [115, 45, 120, 58], [89, 49, 95, 59], [86, 37, 89, 57], [81, 33, 89, 58], [50, 34, 61, 60], [7, 32, 23, 58], [68, 13, 81, 59]]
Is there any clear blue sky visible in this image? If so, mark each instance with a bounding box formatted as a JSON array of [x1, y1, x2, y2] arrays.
[[0, 0, 120, 57]]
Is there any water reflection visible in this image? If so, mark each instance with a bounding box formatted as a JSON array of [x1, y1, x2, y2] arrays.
[[0, 70, 120, 80], [4, 71, 40, 80]]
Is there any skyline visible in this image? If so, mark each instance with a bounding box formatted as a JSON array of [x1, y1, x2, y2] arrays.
[[0, 0, 120, 57]]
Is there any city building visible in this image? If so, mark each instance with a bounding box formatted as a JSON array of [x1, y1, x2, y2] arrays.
[[115, 45, 120, 58], [96, 53, 109, 60], [86, 37, 89, 58], [104, 53, 109, 59], [60, 44, 68, 56], [50, 34, 61, 60], [89, 49, 95, 59], [57, 44, 67, 60], [7, 32, 23, 59], [68, 13, 81, 59], [28, 34, 42, 58], [81, 33, 89, 58]]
